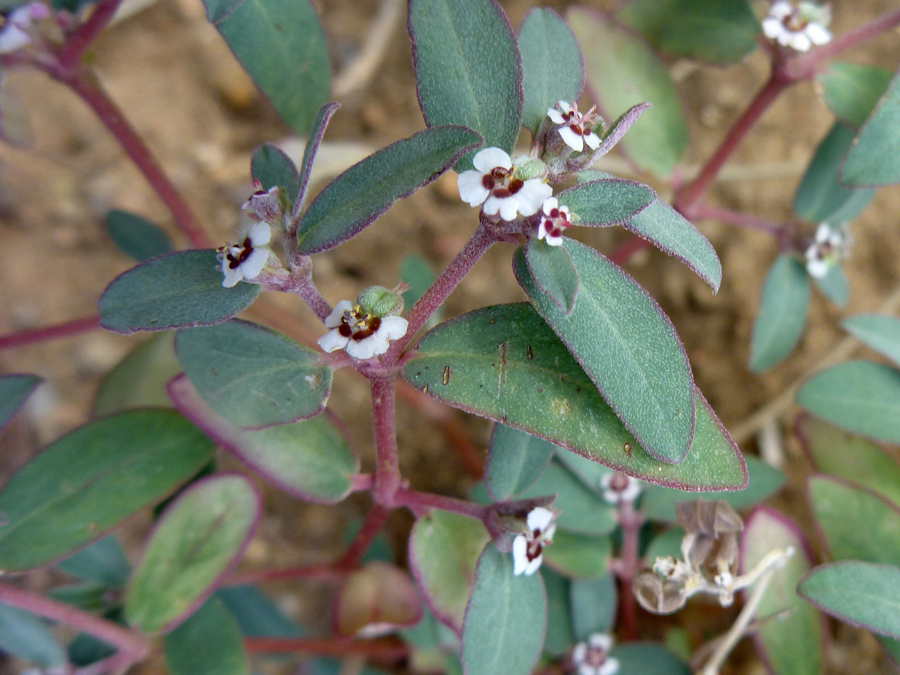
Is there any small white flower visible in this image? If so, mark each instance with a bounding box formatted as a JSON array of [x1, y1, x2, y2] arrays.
[[317, 300, 408, 360], [572, 633, 619, 675], [599, 472, 641, 505], [0, 2, 49, 54], [804, 222, 845, 278], [762, 1, 831, 52], [457, 147, 552, 221], [512, 507, 556, 576], [218, 221, 272, 288], [547, 101, 602, 153], [537, 197, 572, 247]]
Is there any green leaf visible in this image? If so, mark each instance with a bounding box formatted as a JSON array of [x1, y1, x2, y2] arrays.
[[164, 596, 249, 675], [742, 508, 823, 675], [623, 200, 722, 292], [524, 239, 579, 315], [50, 582, 116, 613], [99, 250, 259, 334], [409, 511, 489, 634], [644, 528, 684, 562], [843, 314, 900, 368], [0, 373, 40, 433], [797, 415, 900, 507], [568, 8, 687, 176], [169, 375, 357, 503], [56, 535, 130, 587], [251, 144, 300, 204], [519, 462, 616, 535], [749, 255, 810, 373], [514, 239, 694, 464], [841, 70, 900, 187], [204, 0, 329, 135], [408, 0, 522, 171], [126, 474, 261, 634], [486, 423, 555, 501], [614, 643, 691, 675], [569, 573, 616, 639], [518, 8, 583, 134], [818, 62, 893, 129], [618, 0, 759, 65], [796, 361, 900, 444], [557, 178, 655, 227], [461, 546, 546, 675], [296, 102, 341, 212], [400, 254, 442, 328], [793, 123, 876, 224], [799, 561, 900, 639], [541, 569, 574, 657], [176, 320, 331, 428], [640, 455, 784, 522], [93, 333, 181, 416], [0, 410, 215, 571], [296, 126, 482, 253], [216, 585, 302, 638], [542, 531, 610, 579], [402, 303, 746, 490], [0, 603, 66, 668], [809, 475, 900, 564], [813, 264, 849, 307], [105, 210, 172, 262]]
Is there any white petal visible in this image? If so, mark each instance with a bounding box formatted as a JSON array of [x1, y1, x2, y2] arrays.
[[527, 507, 554, 532], [584, 132, 601, 150], [577, 664, 595, 675], [366, 332, 393, 357], [805, 23, 831, 45], [221, 266, 243, 288], [512, 535, 529, 575], [814, 223, 832, 244], [523, 554, 543, 576], [543, 523, 556, 541], [482, 195, 502, 216], [515, 180, 553, 217], [547, 108, 565, 124], [542, 197, 559, 216], [599, 658, 620, 675], [545, 233, 564, 246], [572, 643, 587, 665], [769, 1, 792, 19], [787, 31, 812, 51], [247, 220, 272, 245], [0, 26, 30, 53], [558, 100, 575, 112], [473, 147, 511, 173], [620, 478, 642, 503], [239, 248, 269, 280], [324, 300, 353, 328], [498, 196, 520, 222], [317, 329, 349, 353], [378, 316, 408, 341], [589, 633, 613, 651], [558, 126, 584, 152], [761, 17, 785, 40], [806, 257, 829, 278], [457, 170, 490, 207], [346, 336, 379, 360]]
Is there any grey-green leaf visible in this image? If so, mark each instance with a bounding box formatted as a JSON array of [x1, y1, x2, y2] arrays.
[[461, 546, 546, 675], [93, 332, 181, 415], [296, 126, 482, 253], [514, 239, 695, 464], [796, 361, 900, 444], [814, 265, 849, 307], [126, 474, 261, 634], [558, 178, 655, 227], [842, 314, 900, 368], [408, 0, 522, 170], [0, 373, 40, 434], [524, 239, 579, 315], [570, 573, 616, 639], [614, 643, 691, 675], [56, 535, 130, 587], [204, 0, 329, 135], [518, 461, 616, 536], [0, 410, 215, 571], [518, 8, 583, 134], [841, 69, 900, 187], [176, 320, 331, 429], [164, 596, 249, 675], [486, 424, 556, 501], [0, 604, 66, 668], [105, 210, 172, 262], [99, 250, 259, 334], [818, 62, 893, 129], [799, 562, 900, 639], [251, 144, 300, 204], [749, 255, 810, 373]]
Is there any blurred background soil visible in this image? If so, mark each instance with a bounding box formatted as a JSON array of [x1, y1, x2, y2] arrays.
[[1, 0, 899, 672]]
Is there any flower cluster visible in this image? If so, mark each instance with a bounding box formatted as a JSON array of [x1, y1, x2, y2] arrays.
[[571, 634, 619, 675], [599, 472, 641, 505], [0, 2, 49, 54], [804, 222, 846, 278], [512, 507, 557, 576], [762, 1, 832, 52], [457, 148, 551, 221], [218, 221, 272, 288], [547, 100, 601, 153], [318, 287, 408, 360]]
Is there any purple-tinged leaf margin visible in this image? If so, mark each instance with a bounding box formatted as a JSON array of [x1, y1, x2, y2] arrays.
[[293, 101, 341, 219]]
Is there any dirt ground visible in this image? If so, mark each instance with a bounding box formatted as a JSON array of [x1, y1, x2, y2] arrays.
[[1, 0, 900, 672]]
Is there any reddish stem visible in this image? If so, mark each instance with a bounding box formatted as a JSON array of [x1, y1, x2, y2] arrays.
[[393, 487, 486, 520], [244, 636, 408, 660], [613, 499, 644, 641], [371, 378, 401, 506], [57, 0, 123, 69], [0, 315, 100, 350], [607, 235, 650, 267], [224, 564, 343, 586], [334, 504, 390, 571], [693, 204, 786, 238]]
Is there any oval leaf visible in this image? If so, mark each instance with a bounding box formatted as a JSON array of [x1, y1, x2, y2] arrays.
[[93, 332, 181, 416], [842, 314, 900, 368], [570, 573, 616, 639], [542, 531, 610, 579], [818, 62, 893, 129], [796, 360, 900, 444], [0, 410, 215, 571], [56, 535, 130, 587], [841, 69, 900, 187], [0, 603, 66, 668], [558, 178, 655, 227], [401, 303, 746, 490], [409, 0, 522, 170], [517, 461, 616, 536], [741, 507, 823, 675], [0, 373, 40, 434], [568, 8, 687, 177], [251, 144, 300, 204], [204, 0, 329, 135], [296, 126, 482, 253], [176, 320, 332, 429], [126, 474, 261, 634], [169, 375, 357, 504], [524, 239, 579, 315], [105, 210, 172, 262], [295, 102, 341, 213], [614, 643, 691, 675], [461, 546, 546, 675], [518, 8, 583, 134], [486, 424, 556, 501], [99, 250, 259, 334], [749, 255, 810, 373], [164, 596, 249, 675], [514, 239, 695, 464], [813, 264, 849, 307], [799, 561, 900, 639], [216, 585, 303, 639]]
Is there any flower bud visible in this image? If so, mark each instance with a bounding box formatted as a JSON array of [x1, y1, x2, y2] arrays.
[[511, 155, 549, 182], [356, 285, 404, 317]]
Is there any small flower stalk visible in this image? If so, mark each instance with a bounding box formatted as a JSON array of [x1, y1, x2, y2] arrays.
[[804, 222, 847, 278], [571, 633, 619, 675], [512, 506, 557, 576], [762, 1, 832, 52], [218, 221, 273, 288], [318, 286, 408, 360], [457, 147, 552, 221]]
